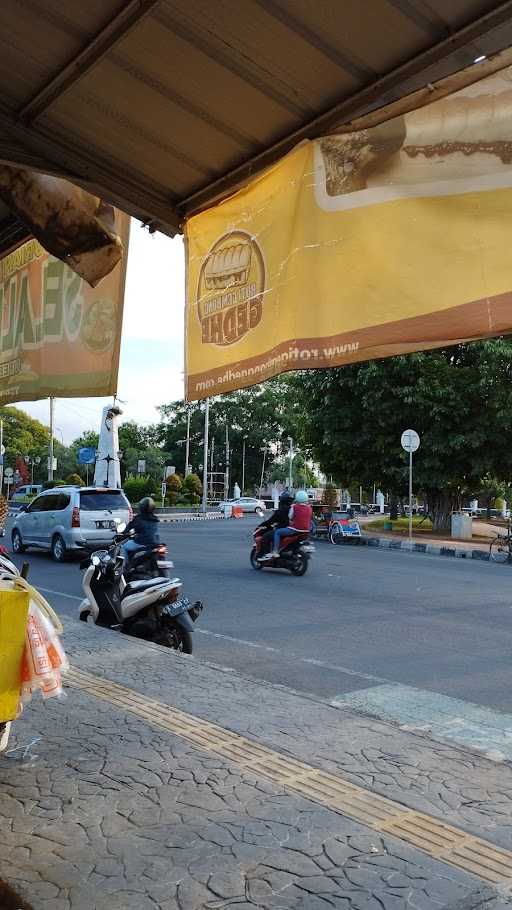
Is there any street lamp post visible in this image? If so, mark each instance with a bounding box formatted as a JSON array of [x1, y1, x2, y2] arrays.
[[24, 455, 41, 484], [242, 434, 248, 494], [185, 405, 191, 476], [287, 437, 294, 490], [201, 398, 209, 514]]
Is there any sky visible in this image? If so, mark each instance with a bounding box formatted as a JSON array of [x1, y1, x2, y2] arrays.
[[19, 223, 185, 443]]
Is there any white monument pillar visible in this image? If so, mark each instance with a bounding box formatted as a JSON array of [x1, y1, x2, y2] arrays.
[[93, 404, 123, 489]]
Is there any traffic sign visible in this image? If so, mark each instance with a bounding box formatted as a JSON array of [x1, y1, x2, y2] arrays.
[[161, 482, 167, 498], [4, 468, 13, 480], [401, 429, 420, 453]]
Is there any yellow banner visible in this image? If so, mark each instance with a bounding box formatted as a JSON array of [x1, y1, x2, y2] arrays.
[[185, 65, 512, 399], [0, 590, 29, 722], [0, 213, 129, 403]]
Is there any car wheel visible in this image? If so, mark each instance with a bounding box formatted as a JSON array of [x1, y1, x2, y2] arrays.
[[51, 534, 66, 562], [11, 529, 26, 553]]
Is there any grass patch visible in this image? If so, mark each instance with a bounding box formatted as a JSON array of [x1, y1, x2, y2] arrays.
[[367, 517, 433, 532]]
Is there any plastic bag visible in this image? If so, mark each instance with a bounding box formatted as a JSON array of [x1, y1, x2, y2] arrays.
[[21, 602, 69, 702]]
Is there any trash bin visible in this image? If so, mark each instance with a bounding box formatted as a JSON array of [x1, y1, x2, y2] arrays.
[[223, 504, 233, 519], [451, 512, 472, 540]]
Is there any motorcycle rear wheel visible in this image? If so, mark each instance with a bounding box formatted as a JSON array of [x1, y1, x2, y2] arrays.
[[250, 546, 262, 570], [291, 554, 308, 576], [155, 627, 193, 654]]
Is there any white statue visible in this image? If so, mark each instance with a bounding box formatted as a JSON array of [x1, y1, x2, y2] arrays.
[[233, 481, 241, 499], [93, 404, 123, 488]]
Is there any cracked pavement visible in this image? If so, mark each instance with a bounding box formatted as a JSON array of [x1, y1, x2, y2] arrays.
[[0, 621, 511, 910]]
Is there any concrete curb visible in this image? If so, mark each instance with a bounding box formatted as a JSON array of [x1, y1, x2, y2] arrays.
[[158, 512, 226, 523], [362, 535, 490, 561]]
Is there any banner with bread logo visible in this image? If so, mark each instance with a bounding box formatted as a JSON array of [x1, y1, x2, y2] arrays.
[[185, 62, 512, 399], [0, 212, 129, 403]]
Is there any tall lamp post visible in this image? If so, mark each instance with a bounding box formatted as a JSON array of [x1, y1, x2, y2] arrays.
[[287, 437, 294, 490], [185, 405, 192, 476], [241, 434, 248, 494], [24, 455, 41, 484]]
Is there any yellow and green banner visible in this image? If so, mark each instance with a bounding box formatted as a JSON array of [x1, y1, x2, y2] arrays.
[[0, 213, 129, 403]]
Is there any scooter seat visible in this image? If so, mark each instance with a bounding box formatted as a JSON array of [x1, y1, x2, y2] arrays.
[[122, 577, 170, 598]]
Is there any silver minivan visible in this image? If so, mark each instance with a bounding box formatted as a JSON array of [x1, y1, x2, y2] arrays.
[[12, 486, 131, 561]]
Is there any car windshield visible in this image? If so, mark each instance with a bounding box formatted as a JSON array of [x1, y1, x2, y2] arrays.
[[80, 490, 129, 511]]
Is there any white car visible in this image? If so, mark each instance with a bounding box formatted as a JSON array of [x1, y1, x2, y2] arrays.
[[218, 497, 266, 516], [12, 486, 131, 561]]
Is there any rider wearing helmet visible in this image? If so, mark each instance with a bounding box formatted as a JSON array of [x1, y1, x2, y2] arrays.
[[257, 491, 294, 555], [123, 496, 161, 563], [261, 490, 313, 559]]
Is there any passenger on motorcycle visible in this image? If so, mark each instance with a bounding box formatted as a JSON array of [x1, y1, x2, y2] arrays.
[[257, 491, 294, 554], [123, 496, 160, 564], [261, 490, 313, 559]]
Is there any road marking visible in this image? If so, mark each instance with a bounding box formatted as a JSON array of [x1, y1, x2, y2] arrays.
[[333, 684, 512, 762], [38, 586, 82, 601], [197, 628, 388, 683], [66, 666, 512, 885]]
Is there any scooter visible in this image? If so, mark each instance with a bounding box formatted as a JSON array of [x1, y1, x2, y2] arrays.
[[78, 527, 203, 654], [250, 527, 314, 575], [125, 542, 172, 581]]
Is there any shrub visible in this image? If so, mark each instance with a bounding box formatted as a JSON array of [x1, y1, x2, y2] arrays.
[[65, 473, 85, 487], [167, 473, 182, 493], [182, 473, 202, 500], [123, 474, 155, 503]]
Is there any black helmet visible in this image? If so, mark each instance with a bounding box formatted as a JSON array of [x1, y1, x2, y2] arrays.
[[139, 496, 155, 514], [279, 491, 294, 506]]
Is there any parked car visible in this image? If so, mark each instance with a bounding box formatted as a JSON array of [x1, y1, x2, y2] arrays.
[[218, 496, 266, 516], [11, 487, 131, 561], [11, 484, 43, 502]]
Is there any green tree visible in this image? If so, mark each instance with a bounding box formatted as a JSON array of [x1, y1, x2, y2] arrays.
[[158, 379, 301, 493], [293, 340, 512, 532]]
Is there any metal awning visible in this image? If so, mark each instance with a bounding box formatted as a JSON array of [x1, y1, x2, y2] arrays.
[[1, 0, 512, 242]]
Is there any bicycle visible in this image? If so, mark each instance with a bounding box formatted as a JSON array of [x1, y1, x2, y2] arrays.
[[489, 517, 512, 564]]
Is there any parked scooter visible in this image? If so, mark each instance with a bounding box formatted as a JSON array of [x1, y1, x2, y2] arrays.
[[251, 527, 314, 575], [79, 526, 203, 653]]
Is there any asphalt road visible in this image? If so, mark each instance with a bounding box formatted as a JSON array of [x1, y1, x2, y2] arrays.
[[7, 516, 512, 715]]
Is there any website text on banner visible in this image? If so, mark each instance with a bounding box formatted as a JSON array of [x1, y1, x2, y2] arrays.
[[185, 64, 512, 400], [0, 212, 129, 404]]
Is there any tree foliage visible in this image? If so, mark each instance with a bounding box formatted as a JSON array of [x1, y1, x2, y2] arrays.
[[158, 379, 301, 493], [293, 340, 512, 531]]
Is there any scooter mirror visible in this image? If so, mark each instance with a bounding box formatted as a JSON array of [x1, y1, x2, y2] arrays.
[[116, 522, 126, 532], [92, 555, 101, 566]]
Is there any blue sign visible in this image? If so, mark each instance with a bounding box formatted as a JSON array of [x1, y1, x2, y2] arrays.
[[78, 447, 96, 465]]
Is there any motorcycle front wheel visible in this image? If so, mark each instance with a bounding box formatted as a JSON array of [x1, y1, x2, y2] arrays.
[[155, 626, 193, 654], [250, 546, 262, 570], [291, 554, 308, 576]]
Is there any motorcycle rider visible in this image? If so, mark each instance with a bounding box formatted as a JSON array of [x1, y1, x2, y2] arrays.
[[122, 496, 161, 565], [263, 490, 313, 559], [257, 491, 294, 555]]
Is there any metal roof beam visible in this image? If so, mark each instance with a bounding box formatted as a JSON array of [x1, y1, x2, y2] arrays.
[[181, 0, 512, 217], [18, 0, 163, 123], [0, 107, 183, 236]]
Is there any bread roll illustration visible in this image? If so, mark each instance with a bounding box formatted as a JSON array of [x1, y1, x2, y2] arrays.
[[204, 242, 252, 290]]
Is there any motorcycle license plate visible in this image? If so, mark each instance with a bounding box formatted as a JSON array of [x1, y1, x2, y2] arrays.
[[96, 520, 116, 530], [162, 597, 190, 618]]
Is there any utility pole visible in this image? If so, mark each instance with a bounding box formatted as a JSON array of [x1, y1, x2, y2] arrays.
[[242, 434, 247, 494], [201, 398, 209, 514], [210, 437, 214, 499], [260, 445, 267, 492], [184, 405, 191, 476], [288, 437, 293, 490], [48, 397, 55, 482], [225, 424, 230, 500]]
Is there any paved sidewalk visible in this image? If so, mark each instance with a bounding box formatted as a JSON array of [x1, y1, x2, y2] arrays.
[[1, 621, 512, 910]]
